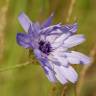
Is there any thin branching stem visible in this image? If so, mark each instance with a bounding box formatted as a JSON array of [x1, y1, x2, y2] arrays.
[[0, 61, 30, 72]]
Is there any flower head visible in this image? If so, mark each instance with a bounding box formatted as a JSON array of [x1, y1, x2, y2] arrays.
[[16, 12, 91, 84]]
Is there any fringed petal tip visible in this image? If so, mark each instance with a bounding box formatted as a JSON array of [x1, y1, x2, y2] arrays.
[[70, 22, 78, 33], [61, 22, 78, 34]]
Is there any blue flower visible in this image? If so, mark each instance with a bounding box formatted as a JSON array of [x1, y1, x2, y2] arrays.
[[16, 12, 91, 84]]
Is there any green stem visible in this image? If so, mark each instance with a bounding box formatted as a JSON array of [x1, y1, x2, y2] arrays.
[[0, 61, 30, 72]]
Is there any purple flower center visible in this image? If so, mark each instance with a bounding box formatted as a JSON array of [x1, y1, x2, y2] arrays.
[[39, 40, 52, 55]]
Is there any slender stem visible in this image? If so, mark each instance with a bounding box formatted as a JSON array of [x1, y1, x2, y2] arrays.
[[61, 85, 67, 96], [0, 61, 30, 72], [66, 0, 76, 23]]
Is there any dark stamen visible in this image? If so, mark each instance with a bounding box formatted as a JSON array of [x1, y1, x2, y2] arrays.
[[39, 40, 52, 55]]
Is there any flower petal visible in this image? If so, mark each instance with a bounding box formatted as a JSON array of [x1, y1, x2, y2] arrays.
[[50, 55, 68, 67], [46, 34, 58, 43], [38, 26, 63, 43], [41, 24, 62, 35], [48, 49, 69, 67], [43, 27, 63, 43], [64, 51, 91, 64], [43, 66, 57, 83], [51, 33, 70, 48], [18, 12, 32, 33], [56, 56, 68, 66], [33, 49, 42, 59], [54, 65, 78, 83], [63, 34, 85, 48], [16, 33, 31, 48], [69, 23, 78, 33], [28, 24, 40, 38], [39, 59, 57, 83], [61, 23, 78, 33], [53, 65, 68, 84], [41, 13, 54, 28], [52, 46, 67, 53]]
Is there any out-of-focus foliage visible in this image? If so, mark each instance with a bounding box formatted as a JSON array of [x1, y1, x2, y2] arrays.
[[0, 0, 96, 96]]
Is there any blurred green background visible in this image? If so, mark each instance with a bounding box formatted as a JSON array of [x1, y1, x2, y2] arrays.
[[0, 0, 96, 96]]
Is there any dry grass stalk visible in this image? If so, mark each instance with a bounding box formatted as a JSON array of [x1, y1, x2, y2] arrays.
[[0, 0, 9, 60], [66, 0, 76, 23]]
